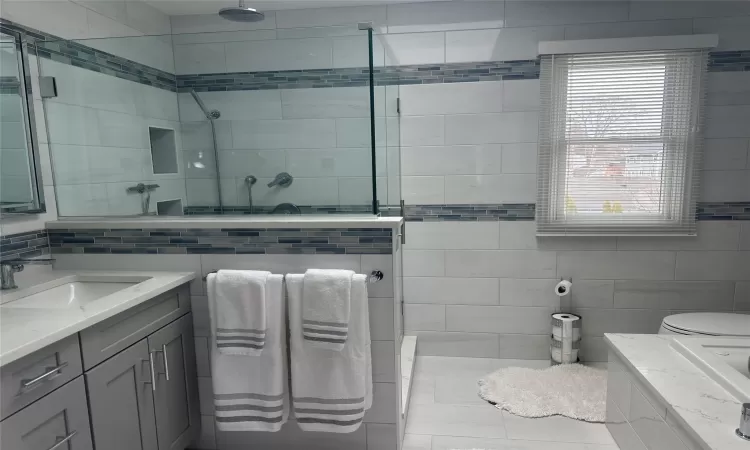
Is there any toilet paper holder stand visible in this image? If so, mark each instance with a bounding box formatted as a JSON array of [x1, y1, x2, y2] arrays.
[[551, 277, 581, 365]]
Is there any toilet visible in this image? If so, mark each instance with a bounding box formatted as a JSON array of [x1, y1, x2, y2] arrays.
[[658, 312, 750, 337]]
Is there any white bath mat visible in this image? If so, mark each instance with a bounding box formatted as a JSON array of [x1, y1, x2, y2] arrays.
[[478, 364, 607, 423]]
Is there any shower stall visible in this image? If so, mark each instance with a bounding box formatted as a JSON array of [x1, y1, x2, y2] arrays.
[[36, 17, 401, 217]]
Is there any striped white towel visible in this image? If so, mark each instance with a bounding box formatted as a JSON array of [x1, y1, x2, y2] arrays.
[[213, 269, 270, 356], [288, 274, 372, 433], [208, 274, 289, 432], [302, 269, 354, 351]]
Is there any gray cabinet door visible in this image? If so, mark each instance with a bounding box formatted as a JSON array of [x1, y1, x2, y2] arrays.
[[0, 377, 93, 450], [148, 314, 200, 450], [85, 339, 158, 450]]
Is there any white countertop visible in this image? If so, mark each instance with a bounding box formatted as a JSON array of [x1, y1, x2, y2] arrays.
[[0, 270, 195, 367], [606, 333, 747, 450], [46, 215, 404, 229]]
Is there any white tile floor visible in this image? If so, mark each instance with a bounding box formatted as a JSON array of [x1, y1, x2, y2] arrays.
[[403, 356, 619, 450]]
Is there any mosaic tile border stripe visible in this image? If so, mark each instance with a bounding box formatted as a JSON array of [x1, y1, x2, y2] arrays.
[[184, 205, 375, 215], [1, 19, 176, 92], [406, 204, 536, 222], [406, 202, 750, 222], [177, 51, 748, 92], [708, 50, 750, 72], [0, 229, 50, 262], [49, 228, 392, 255], [696, 202, 750, 220], [177, 60, 541, 92]]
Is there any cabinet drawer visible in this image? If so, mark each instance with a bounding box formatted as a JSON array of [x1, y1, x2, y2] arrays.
[[1, 376, 94, 450], [80, 285, 190, 370], [0, 335, 83, 420]]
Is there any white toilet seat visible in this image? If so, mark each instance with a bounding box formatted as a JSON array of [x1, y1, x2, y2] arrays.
[[660, 313, 750, 337]]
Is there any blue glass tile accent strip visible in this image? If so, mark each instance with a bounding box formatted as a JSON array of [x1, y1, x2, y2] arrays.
[[406, 202, 750, 221], [0, 19, 176, 92], [405, 204, 536, 222], [0, 229, 50, 262], [696, 202, 750, 220], [49, 228, 393, 255], [708, 50, 750, 73], [183, 205, 375, 215], [177, 60, 541, 92], [177, 52, 749, 92]]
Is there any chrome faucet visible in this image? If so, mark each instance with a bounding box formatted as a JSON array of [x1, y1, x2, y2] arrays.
[[126, 183, 160, 215], [267, 172, 293, 188], [0, 258, 54, 290], [738, 403, 750, 441]]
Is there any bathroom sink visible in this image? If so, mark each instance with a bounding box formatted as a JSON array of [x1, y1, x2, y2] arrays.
[[1, 275, 150, 310], [672, 336, 750, 402]]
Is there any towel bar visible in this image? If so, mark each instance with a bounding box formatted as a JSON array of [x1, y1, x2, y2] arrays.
[[203, 270, 384, 283]]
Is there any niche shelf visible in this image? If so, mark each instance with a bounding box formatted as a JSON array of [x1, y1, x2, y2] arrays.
[[157, 198, 183, 216], [148, 127, 178, 175]]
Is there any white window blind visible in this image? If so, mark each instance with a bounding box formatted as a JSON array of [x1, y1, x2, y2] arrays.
[[537, 49, 709, 236]]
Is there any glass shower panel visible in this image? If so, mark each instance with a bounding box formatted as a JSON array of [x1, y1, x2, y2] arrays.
[[38, 33, 186, 217], [39, 23, 380, 217], [176, 25, 378, 216]]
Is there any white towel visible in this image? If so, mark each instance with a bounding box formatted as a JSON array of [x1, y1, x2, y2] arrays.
[[302, 269, 355, 351], [288, 274, 372, 433], [208, 274, 289, 432], [213, 269, 270, 356]]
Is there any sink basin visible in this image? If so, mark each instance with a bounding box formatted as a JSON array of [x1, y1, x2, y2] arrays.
[[672, 336, 750, 402], [1, 275, 150, 311]]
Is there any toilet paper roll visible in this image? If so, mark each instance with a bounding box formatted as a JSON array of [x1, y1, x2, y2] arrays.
[[551, 313, 581, 364], [552, 326, 581, 341], [550, 345, 579, 364], [554, 280, 572, 297]]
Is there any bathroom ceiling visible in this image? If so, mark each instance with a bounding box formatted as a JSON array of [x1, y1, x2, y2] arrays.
[[144, 0, 448, 16]]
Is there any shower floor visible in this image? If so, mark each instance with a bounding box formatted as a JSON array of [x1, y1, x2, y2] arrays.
[[403, 356, 619, 450]]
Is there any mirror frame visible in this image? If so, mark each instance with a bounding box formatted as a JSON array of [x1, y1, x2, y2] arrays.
[[0, 25, 46, 215]]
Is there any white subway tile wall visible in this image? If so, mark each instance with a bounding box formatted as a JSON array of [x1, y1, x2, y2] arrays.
[[177, 86, 384, 209]]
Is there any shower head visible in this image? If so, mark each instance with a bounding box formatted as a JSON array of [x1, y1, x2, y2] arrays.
[[189, 89, 221, 120], [219, 0, 264, 22]]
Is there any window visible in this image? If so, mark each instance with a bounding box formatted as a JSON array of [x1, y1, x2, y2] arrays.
[[537, 45, 710, 236]]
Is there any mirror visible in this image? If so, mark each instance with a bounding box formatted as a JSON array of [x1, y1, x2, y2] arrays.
[[0, 27, 45, 214]]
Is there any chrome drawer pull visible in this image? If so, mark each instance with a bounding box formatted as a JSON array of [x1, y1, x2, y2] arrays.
[[148, 351, 157, 392], [162, 344, 170, 381], [46, 430, 77, 450], [21, 362, 69, 390]]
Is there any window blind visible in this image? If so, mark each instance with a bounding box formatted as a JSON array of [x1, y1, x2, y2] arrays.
[[536, 49, 708, 236]]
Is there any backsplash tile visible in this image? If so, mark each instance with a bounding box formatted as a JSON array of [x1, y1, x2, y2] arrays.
[[49, 228, 393, 255], [0, 229, 50, 262]]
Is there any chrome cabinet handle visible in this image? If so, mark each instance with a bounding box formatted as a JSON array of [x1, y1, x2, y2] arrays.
[[162, 344, 170, 381], [21, 361, 69, 390], [148, 351, 157, 392], [46, 430, 77, 450]]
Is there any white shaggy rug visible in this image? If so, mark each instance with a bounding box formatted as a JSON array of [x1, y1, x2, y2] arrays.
[[478, 364, 607, 423]]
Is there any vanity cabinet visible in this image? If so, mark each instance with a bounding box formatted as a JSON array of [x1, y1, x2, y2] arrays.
[[0, 377, 94, 450], [86, 340, 159, 450], [149, 315, 200, 450], [0, 284, 199, 450]]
